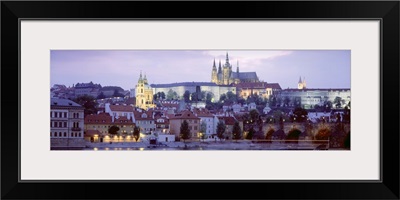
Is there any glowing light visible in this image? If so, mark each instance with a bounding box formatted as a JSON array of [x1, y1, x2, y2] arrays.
[[94, 147, 98, 151], [139, 148, 144, 151]]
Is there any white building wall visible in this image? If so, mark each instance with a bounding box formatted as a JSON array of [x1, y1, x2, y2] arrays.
[[199, 116, 215, 135]]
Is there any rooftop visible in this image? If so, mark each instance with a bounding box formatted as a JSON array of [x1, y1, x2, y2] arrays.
[[51, 98, 82, 107]]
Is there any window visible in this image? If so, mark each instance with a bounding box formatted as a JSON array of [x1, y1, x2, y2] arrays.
[[59, 122, 62, 127], [194, 126, 198, 130], [50, 112, 52, 118], [50, 132, 52, 137], [71, 132, 74, 137], [64, 122, 67, 127], [64, 132, 67, 137], [79, 133, 81, 137], [54, 122, 58, 127], [55, 112, 58, 118], [64, 113, 67, 118], [55, 132, 58, 137]]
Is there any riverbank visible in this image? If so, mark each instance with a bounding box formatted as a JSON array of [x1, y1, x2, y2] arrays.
[[83, 140, 340, 150]]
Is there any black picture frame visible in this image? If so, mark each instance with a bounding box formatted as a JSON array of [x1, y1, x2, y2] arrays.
[[2, 1, 399, 199]]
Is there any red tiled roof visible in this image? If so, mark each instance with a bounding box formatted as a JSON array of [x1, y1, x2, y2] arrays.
[[124, 97, 136, 105], [85, 113, 112, 124], [85, 113, 135, 125], [109, 105, 134, 112], [193, 108, 214, 117], [217, 116, 237, 126], [265, 83, 282, 90], [133, 110, 154, 120], [234, 82, 268, 89], [169, 110, 200, 120]]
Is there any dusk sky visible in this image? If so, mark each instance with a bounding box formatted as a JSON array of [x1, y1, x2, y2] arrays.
[[50, 50, 350, 90]]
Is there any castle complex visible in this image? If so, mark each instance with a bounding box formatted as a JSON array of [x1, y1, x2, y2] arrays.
[[211, 52, 259, 85]]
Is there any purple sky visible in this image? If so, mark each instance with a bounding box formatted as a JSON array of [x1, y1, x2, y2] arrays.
[[51, 50, 350, 90]]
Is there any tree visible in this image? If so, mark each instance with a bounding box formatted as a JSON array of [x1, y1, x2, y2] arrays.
[[269, 97, 277, 107], [199, 121, 207, 141], [232, 121, 242, 141], [113, 89, 124, 97], [219, 94, 227, 102], [158, 92, 166, 100], [183, 90, 191, 103], [200, 91, 206, 101], [206, 92, 213, 103], [133, 126, 140, 142], [216, 120, 226, 141], [180, 120, 191, 142], [249, 109, 259, 123], [283, 97, 291, 107], [226, 91, 237, 103], [334, 96, 342, 108], [108, 125, 120, 135], [72, 95, 98, 116], [323, 100, 333, 112], [97, 92, 106, 99], [276, 97, 282, 107], [292, 107, 308, 122], [190, 92, 198, 102], [166, 89, 177, 100]]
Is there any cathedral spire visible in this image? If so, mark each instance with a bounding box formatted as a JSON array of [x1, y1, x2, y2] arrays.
[[237, 60, 239, 73], [218, 60, 222, 73], [213, 58, 216, 69], [298, 76, 302, 83], [139, 71, 143, 81], [226, 52, 229, 64]]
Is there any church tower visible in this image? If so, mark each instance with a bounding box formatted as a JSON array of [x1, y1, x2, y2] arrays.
[[217, 60, 222, 85], [211, 59, 218, 84], [135, 71, 155, 110], [298, 76, 306, 89], [222, 52, 232, 85]]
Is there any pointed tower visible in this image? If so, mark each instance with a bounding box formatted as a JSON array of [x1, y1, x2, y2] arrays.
[[217, 60, 222, 85], [302, 77, 306, 89], [143, 73, 148, 84], [211, 58, 218, 84], [237, 60, 239, 73], [136, 72, 155, 110], [298, 76, 304, 89], [225, 52, 230, 64], [218, 60, 222, 74]]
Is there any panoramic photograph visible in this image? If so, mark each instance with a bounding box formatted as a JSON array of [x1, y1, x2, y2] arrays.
[[50, 50, 351, 150]]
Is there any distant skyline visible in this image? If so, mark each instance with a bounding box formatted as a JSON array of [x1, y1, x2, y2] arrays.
[[51, 50, 351, 90]]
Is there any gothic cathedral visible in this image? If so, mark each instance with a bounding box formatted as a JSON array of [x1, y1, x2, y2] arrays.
[[211, 52, 259, 85]]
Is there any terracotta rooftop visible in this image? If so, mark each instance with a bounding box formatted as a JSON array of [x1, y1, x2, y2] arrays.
[[109, 105, 135, 112], [169, 110, 200, 120], [217, 116, 237, 126]]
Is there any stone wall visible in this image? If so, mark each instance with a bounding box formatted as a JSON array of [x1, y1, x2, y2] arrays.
[[51, 138, 86, 148], [262, 122, 350, 137]]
